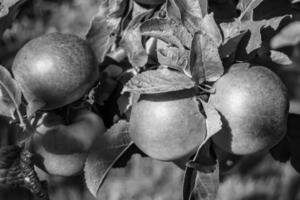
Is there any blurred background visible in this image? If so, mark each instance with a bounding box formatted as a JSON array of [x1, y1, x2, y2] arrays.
[[1, 0, 300, 200]]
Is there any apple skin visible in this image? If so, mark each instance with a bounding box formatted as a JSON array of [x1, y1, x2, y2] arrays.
[[12, 33, 99, 110], [129, 89, 206, 161], [209, 63, 289, 155], [31, 109, 106, 176]]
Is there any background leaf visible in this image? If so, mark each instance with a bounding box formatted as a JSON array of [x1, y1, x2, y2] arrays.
[[220, 0, 288, 54], [85, 0, 129, 63], [0, 0, 26, 38], [84, 120, 133, 197], [271, 21, 300, 48], [0, 65, 21, 118], [237, 0, 263, 21], [269, 50, 292, 65], [122, 68, 195, 94]]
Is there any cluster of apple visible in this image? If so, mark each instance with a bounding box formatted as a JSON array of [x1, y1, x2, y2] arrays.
[[129, 64, 289, 168], [11, 28, 289, 178]]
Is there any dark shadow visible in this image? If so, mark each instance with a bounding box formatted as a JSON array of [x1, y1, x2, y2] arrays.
[[212, 111, 233, 153], [139, 88, 196, 102]]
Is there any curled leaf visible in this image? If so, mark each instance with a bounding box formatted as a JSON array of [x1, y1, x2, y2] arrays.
[[185, 32, 224, 83], [157, 39, 189, 70], [140, 18, 192, 50], [0, 65, 22, 118], [122, 68, 195, 94], [201, 100, 222, 139]]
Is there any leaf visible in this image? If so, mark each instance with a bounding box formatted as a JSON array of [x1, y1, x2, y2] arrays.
[[183, 140, 219, 200], [166, 0, 181, 21], [201, 100, 222, 138], [0, 0, 26, 37], [120, 7, 152, 68], [85, 0, 129, 63], [156, 39, 189, 70], [220, 0, 289, 54], [200, 13, 222, 46], [269, 50, 292, 65], [188, 32, 205, 84], [219, 32, 246, 59], [140, 18, 192, 50], [271, 21, 300, 48], [122, 68, 195, 94], [84, 120, 133, 197], [185, 32, 224, 83], [237, 0, 263, 21], [174, 0, 207, 33], [0, 65, 21, 118], [221, 16, 288, 54], [182, 98, 221, 200]]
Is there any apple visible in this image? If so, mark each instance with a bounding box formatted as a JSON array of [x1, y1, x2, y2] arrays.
[[30, 109, 106, 176], [209, 63, 289, 155], [129, 88, 206, 161], [12, 33, 99, 110]]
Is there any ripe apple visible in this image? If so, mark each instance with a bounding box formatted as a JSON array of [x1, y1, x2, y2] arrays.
[[209, 63, 289, 155], [129, 89, 206, 161], [30, 109, 106, 176], [12, 33, 99, 110]]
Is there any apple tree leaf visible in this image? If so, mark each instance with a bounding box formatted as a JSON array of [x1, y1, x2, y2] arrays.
[[166, 0, 181, 21], [182, 98, 221, 200], [271, 21, 300, 48], [269, 50, 292, 65], [140, 18, 192, 50], [201, 100, 222, 139], [156, 39, 189, 71], [183, 140, 219, 200], [173, 0, 207, 33], [120, 6, 153, 68], [237, 0, 263, 21], [85, 0, 130, 63], [122, 68, 195, 94], [0, 65, 21, 118], [0, 0, 26, 37], [200, 13, 222, 46], [185, 32, 224, 83], [84, 120, 133, 197], [220, 0, 288, 54]]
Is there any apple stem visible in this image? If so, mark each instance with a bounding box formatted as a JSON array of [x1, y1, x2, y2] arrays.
[[198, 84, 215, 94]]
